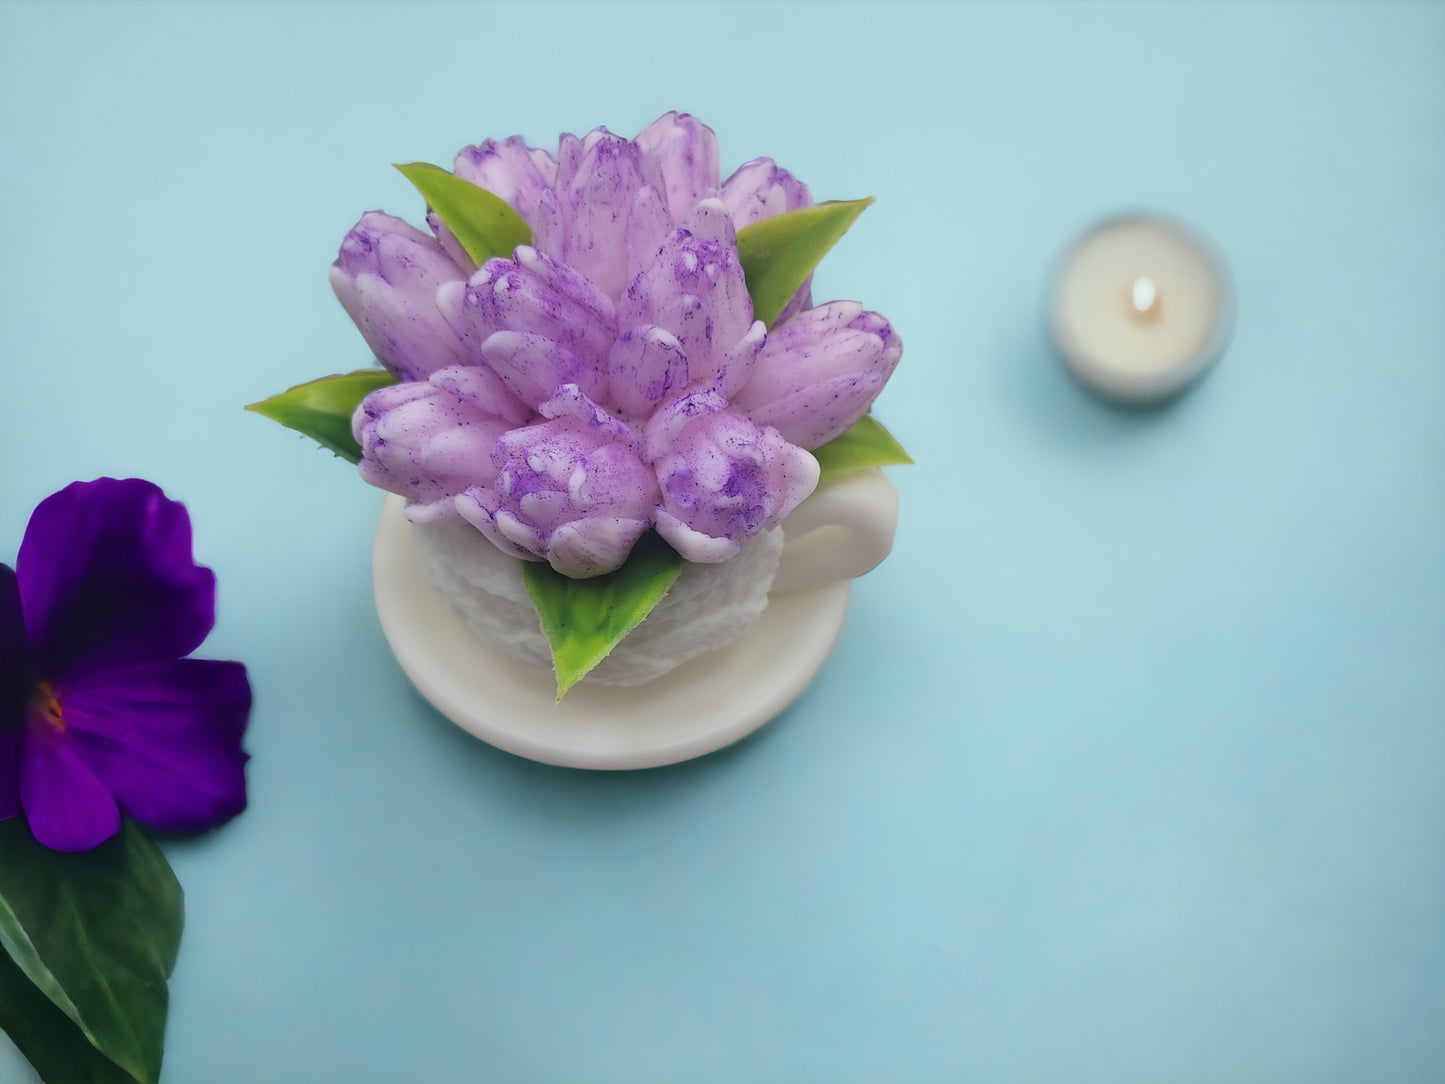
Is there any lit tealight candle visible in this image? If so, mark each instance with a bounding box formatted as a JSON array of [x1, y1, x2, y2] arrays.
[[1050, 214, 1233, 405]]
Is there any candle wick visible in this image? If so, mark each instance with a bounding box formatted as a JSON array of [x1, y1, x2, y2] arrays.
[[1130, 276, 1161, 323]]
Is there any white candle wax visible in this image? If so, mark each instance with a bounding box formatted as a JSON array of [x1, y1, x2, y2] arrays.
[[1050, 214, 1233, 404]]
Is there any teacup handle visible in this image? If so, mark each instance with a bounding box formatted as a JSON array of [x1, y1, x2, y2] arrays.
[[771, 468, 899, 594]]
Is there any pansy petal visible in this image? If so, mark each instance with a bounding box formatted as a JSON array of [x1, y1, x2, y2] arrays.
[[60, 659, 250, 835], [19, 725, 121, 852], [0, 724, 18, 822], [0, 567, 23, 819], [17, 479, 216, 682]]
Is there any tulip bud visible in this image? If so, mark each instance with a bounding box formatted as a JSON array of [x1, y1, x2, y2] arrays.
[[618, 201, 759, 396], [456, 388, 658, 578], [453, 135, 558, 226], [439, 246, 618, 410], [732, 301, 902, 450], [352, 367, 514, 523], [635, 111, 722, 224], [329, 212, 474, 381], [719, 157, 812, 228], [644, 390, 818, 563]]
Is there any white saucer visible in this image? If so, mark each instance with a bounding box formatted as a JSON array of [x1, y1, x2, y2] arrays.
[[371, 500, 852, 770]]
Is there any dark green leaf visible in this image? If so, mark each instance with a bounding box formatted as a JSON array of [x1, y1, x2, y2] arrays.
[[246, 368, 398, 462], [0, 951, 139, 1084], [522, 532, 684, 699], [736, 198, 874, 327], [395, 161, 532, 267], [0, 821, 183, 1084], [813, 415, 914, 484]]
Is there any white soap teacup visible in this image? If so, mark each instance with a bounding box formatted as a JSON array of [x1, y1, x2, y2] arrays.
[[372, 468, 899, 768]]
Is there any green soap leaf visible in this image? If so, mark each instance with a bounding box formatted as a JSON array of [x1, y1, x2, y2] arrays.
[[523, 532, 684, 699], [813, 415, 914, 484], [0, 820, 183, 1084], [395, 161, 532, 267], [0, 951, 139, 1084], [246, 368, 398, 463], [736, 198, 874, 327]]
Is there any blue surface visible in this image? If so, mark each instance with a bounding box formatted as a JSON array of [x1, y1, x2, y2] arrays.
[[2, 2, 1443, 1081]]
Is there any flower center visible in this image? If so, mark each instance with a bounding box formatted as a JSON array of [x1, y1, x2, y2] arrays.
[[31, 682, 65, 732]]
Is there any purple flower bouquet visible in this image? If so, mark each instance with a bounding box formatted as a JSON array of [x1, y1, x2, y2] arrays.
[[253, 113, 910, 697]]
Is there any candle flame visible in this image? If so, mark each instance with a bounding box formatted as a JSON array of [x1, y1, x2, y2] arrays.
[[1129, 276, 1161, 323]]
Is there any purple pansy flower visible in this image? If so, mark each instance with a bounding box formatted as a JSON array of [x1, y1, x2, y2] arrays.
[[0, 479, 250, 852], [336, 113, 901, 576]]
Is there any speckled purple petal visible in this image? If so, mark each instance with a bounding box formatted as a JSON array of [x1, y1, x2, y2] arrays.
[[330, 212, 474, 381], [543, 517, 652, 578], [733, 302, 903, 449], [719, 318, 767, 400], [608, 325, 689, 419], [459, 413, 659, 577], [17, 480, 216, 685], [480, 331, 607, 410], [644, 393, 818, 562], [0, 566, 23, 820], [635, 111, 721, 224], [719, 159, 815, 324], [353, 372, 516, 519], [625, 184, 672, 286], [19, 721, 120, 852], [538, 384, 638, 443], [453, 135, 558, 225], [447, 248, 617, 376], [426, 357, 530, 425], [553, 131, 646, 300], [532, 188, 566, 264], [58, 658, 250, 835], [720, 157, 812, 228], [619, 202, 754, 392], [426, 210, 474, 271]]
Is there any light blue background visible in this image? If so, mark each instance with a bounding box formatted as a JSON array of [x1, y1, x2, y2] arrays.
[[2, 2, 1442, 1081]]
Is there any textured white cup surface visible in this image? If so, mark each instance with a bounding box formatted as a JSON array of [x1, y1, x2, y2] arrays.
[[402, 468, 899, 686]]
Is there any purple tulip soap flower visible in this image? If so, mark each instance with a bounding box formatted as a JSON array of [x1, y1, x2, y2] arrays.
[[0, 479, 250, 852], [334, 113, 819, 384], [644, 390, 818, 563], [456, 386, 659, 578], [329, 212, 473, 382], [426, 112, 812, 287], [733, 302, 904, 449], [438, 245, 620, 411], [353, 366, 525, 525], [615, 200, 765, 403], [341, 113, 903, 577]]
